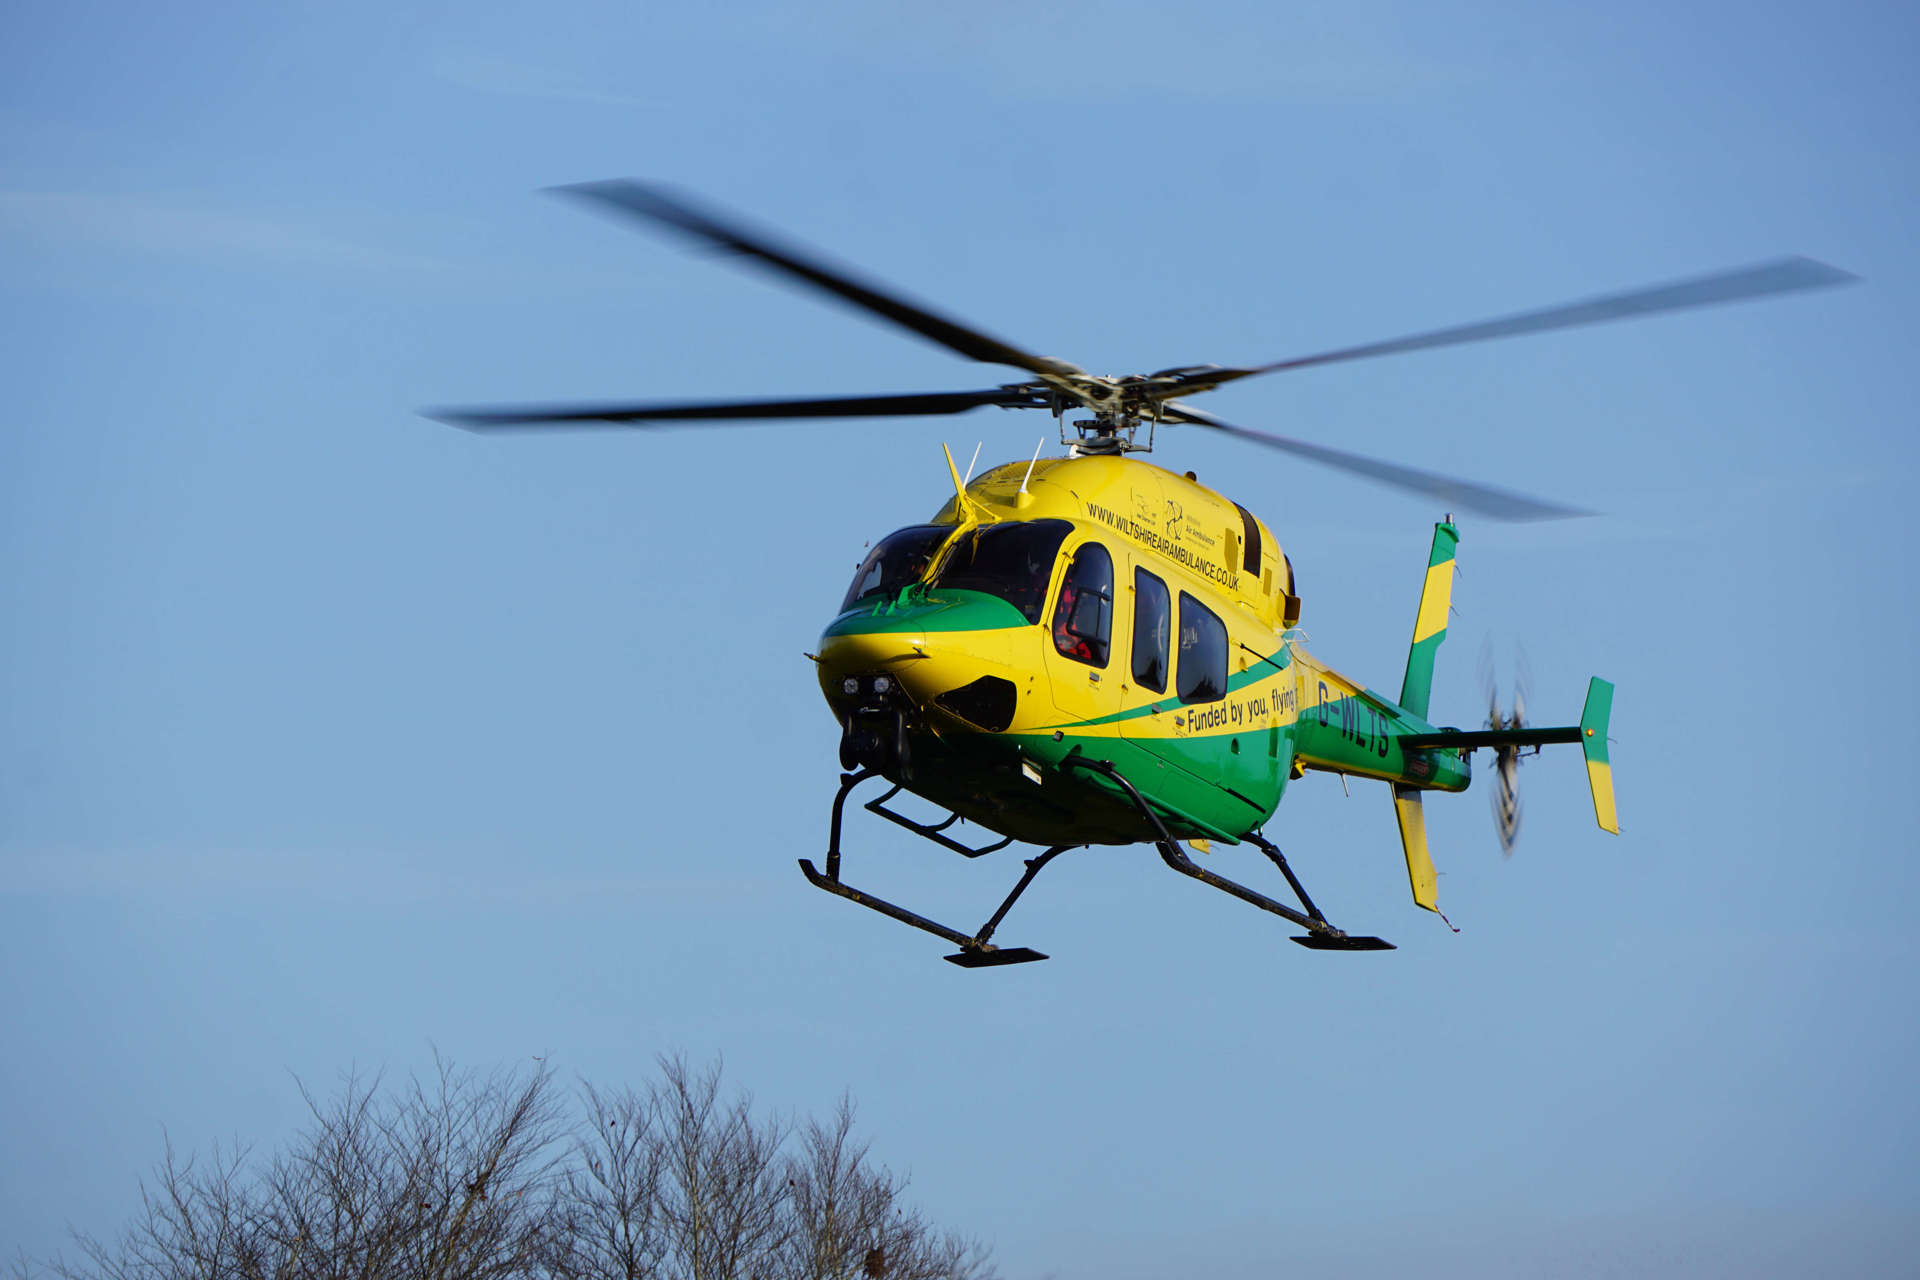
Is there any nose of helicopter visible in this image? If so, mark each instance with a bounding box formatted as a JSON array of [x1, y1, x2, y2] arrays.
[[815, 627, 940, 702], [815, 593, 1035, 725]]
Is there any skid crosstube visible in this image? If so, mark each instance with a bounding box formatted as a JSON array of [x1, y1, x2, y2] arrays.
[[1058, 754, 1393, 952], [800, 769, 1070, 967], [862, 782, 1015, 858]]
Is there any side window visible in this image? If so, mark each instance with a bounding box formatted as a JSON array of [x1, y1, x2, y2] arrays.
[[1132, 569, 1170, 693], [1232, 502, 1262, 575], [1177, 592, 1228, 704], [1052, 542, 1113, 667]]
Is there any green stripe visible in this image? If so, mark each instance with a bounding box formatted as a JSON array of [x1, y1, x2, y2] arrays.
[[1032, 642, 1293, 731], [1399, 631, 1444, 718], [822, 589, 1031, 636], [1012, 730, 1281, 842]]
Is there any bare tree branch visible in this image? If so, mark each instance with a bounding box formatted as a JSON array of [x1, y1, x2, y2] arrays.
[[31, 1057, 996, 1280]]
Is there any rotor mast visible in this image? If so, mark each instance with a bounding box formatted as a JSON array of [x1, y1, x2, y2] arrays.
[[1045, 367, 1240, 456]]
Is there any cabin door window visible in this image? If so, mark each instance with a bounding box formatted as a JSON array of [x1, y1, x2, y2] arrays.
[[1051, 541, 1113, 667], [1176, 593, 1228, 704], [1131, 568, 1170, 693]]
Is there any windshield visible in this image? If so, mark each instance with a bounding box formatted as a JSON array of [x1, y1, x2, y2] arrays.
[[933, 519, 1071, 623], [841, 524, 953, 611]]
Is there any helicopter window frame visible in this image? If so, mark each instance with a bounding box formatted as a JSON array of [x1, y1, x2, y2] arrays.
[[840, 524, 956, 613], [1232, 502, 1262, 576], [1131, 567, 1170, 694], [1051, 540, 1114, 668], [1176, 591, 1229, 705], [932, 519, 1073, 625]]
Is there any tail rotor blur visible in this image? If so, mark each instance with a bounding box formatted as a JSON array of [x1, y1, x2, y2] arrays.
[[1481, 643, 1532, 855]]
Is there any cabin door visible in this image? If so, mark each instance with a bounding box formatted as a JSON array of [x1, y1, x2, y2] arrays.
[[1042, 538, 1117, 733]]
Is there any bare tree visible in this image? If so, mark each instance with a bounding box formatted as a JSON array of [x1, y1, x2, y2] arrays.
[[564, 1081, 669, 1280], [29, 1057, 995, 1280], [38, 1058, 570, 1280], [779, 1099, 993, 1280]]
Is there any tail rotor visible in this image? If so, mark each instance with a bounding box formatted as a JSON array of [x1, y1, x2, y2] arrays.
[[1481, 643, 1533, 855]]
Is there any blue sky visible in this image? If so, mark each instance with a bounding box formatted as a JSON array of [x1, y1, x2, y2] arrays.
[[4, 2, 1916, 1275]]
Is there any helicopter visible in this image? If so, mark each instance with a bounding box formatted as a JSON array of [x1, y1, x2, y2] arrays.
[[432, 181, 1852, 967]]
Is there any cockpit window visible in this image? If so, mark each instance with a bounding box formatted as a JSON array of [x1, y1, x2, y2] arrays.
[[841, 524, 953, 611], [933, 519, 1071, 624]]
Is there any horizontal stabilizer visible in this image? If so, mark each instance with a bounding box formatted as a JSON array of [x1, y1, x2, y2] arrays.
[[1399, 676, 1619, 836], [1400, 726, 1581, 750]]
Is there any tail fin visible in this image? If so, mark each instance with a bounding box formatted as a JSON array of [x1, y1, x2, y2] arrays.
[[1579, 677, 1619, 834], [1399, 521, 1459, 718], [1392, 785, 1439, 911]]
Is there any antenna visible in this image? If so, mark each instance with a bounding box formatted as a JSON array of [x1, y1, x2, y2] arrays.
[[942, 443, 987, 526], [1019, 439, 1044, 494], [963, 442, 983, 485]]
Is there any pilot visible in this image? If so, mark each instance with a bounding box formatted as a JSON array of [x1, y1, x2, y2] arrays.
[[1054, 582, 1095, 663]]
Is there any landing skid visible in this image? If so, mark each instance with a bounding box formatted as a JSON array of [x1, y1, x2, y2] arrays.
[[943, 946, 1049, 968], [1291, 934, 1395, 951], [1058, 754, 1393, 952], [799, 770, 1070, 967], [800, 760, 1391, 965]]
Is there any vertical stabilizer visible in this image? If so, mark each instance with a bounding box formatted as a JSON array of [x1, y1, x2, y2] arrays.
[[1580, 677, 1620, 834], [1392, 785, 1439, 911], [1399, 521, 1459, 718]]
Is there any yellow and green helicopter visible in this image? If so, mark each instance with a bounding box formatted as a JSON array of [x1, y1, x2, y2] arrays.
[[433, 182, 1851, 967]]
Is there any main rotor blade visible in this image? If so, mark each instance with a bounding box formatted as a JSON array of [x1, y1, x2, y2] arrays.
[[428, 387, 1049, 430], [552, 180, 1079, 381], [1162, 402, 1591, 521], [1165, 257, 1857, 395]]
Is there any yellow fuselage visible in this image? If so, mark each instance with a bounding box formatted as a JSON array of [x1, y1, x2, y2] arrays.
[[816, 454, 1468, 848]]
